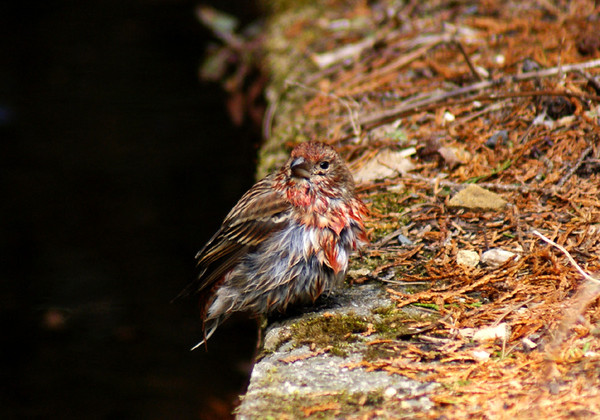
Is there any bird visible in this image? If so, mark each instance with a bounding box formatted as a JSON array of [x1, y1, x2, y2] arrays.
[[177, 141, 368, 350]]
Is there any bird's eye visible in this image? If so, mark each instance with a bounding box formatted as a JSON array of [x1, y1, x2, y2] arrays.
[[319, 161, 330, 170]]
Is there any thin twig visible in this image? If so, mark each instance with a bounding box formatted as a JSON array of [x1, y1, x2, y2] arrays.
[[454, 39, 483, 81], [456, 100, 508, 124], [403, 314, 453, 336], [536, 226, 600, 355], [511, 205, 529, 254], [517, 119, 536, 145], [514, 58, 600, 81], [556, 145, 593, 188], [374, 225, 411, 247], [353, 57, 600, 129], [340, 34, 451, 91], [285, 79, 361, 138], [404, 172, 552, 194], [358, 89, 600, 129], [492, 297, 536, 327], [369, 275, 429, 286], [531, 230, 600, 285], [262, 97, 279, 140]]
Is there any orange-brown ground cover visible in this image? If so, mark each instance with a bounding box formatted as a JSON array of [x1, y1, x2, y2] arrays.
[[261, 1, 600, 417]]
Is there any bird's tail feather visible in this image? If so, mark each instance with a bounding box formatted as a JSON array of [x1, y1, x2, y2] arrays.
[[190, 315, 224, 351]]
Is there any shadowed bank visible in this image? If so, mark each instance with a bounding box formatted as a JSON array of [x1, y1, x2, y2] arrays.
[[0, 1, 261, 418]]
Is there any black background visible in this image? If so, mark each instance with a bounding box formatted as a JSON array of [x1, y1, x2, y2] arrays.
[[1, 1, 261, 418]]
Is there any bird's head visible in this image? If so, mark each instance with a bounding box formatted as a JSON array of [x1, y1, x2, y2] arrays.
[[284, 142, 354, 199]]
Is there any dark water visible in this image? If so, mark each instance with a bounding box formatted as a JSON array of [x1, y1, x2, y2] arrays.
[[1, 1, 260, 418]]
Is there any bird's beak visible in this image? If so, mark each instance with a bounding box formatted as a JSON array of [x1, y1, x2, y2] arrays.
[[290, 157, 311, 179]]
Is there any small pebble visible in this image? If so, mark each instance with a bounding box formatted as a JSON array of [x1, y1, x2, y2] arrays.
[[521, 58, 541, 72], [457, 250, 480, 267], [384, 387, 397, 398], [448, 185, 507, 211], [482, 248, 517, 267], [397, 234, 413, 246], [443, 111, 455, 122], [458, 328, 475, 338], [521, 337, 537, 350], [472, 350, 490, 361], [473, 322, 510, 342], [485, 130, 508, 148], [347, 268, 371, 279]]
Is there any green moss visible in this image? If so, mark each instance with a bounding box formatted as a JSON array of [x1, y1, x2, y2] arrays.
[[363, 345, 398, 361], [365, 192, 415, 241], [290, 312, 369, 356], [370, 306, 439, 340], [371, 304, 399, 316], [369, 192, 409, 214], [350, 254, 393, 273], [343, 390, 385, 407]]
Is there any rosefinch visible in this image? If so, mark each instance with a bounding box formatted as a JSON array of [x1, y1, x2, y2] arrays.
[[178, 141, 368, 350]]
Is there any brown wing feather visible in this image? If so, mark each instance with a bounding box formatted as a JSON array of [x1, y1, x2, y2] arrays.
[[175, 175, 291, 299]]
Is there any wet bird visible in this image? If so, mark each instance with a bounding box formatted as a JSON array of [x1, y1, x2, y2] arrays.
[[177, 141, 368, 349]]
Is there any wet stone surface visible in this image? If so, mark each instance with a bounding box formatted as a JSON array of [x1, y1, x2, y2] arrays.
[[236, 284, 437, 419]]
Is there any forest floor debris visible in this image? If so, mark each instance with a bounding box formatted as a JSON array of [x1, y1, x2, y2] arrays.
[[248, 0, 600, 417]]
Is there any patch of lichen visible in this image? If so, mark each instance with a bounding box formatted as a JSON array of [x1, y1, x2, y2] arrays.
[[290, 312, 369, 356]]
